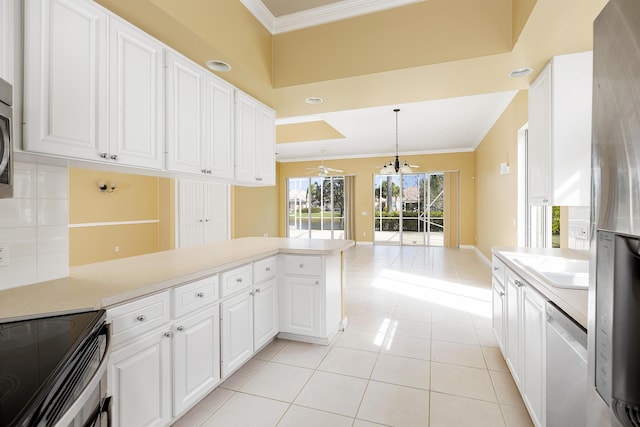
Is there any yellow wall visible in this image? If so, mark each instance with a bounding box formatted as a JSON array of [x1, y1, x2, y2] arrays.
[[231, 182, 280, 239], [277, 153, 476, 244], [68, 168, 174, 266], [474, 90, 528, 259]]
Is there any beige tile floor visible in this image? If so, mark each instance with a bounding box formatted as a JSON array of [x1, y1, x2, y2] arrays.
[[173, 245, 534, 427]]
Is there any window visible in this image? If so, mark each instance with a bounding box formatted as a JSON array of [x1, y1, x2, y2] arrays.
[[287, 176, 346, 239]]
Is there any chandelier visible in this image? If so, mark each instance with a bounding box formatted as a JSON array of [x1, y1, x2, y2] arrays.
[[380, 108, 418, 174]]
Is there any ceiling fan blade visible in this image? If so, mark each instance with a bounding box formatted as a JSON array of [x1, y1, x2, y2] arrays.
[[325, 167, 344, 172]]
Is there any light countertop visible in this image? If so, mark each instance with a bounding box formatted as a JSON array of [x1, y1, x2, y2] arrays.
[[0, 238, 355, 321], [492, 247, 589, 329]]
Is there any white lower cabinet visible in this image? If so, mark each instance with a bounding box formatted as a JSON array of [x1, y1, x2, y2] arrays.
[[172, 304, 220, 418], [220, 290, 254, 378], [282, 276, 321, 337], [253, 277, 278, 349], [108, 326, 172, 427], [503, 266, 546, 427], [492, 276, 506, 353]]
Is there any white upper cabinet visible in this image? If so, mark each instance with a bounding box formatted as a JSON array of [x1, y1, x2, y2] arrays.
[[108, 16, 164, 169], [0, 0, 17, 84], [235, 91, 276, 186], [24, 0, 164, 169], [24, 0, 108, 160], [166, 50, 234, 179], [528, 51, 593, 206]]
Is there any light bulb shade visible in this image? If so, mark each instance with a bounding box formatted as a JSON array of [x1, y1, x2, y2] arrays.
[[399, 162, 413, 174]]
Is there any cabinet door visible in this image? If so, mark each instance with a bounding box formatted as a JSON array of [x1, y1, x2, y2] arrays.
[[492, 277, 506, 354], [166, 51, 204, 175], [203, 182, 229, 244], [108, 16, 164, 169], [221, 291, 254, 378], [24, 0, 108, 159], [281, 276, 322, 337], [177, 179, 204, 248], [528, 63, 553, 205], [173, 304, 221, 417], [255, 105, 276, 185], [108, 328, 171, 427], [234, 91, 257, 183], [505, 271, 521, 385], [204, 74, 234, 179], [522, 286, 546, 426], [254, 278, 278, 349], [0, 0, 15, 84]]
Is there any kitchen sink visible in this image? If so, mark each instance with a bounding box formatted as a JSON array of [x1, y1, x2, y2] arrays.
[[513, 256, 589, 290]]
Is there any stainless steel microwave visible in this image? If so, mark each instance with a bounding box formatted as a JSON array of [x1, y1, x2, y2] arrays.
[[0, 77, 13, 198]]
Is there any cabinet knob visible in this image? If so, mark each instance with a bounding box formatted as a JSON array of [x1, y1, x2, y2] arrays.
[[543, 198, 549, 203], [255, 177, 263, 182], [99, 152, 108, 159], [299, 264, 304, 268], [176, 326, 185, 332], [136, 315, 146, 322], [237, 278, 243, 283], [255, 288, 261, 293], [164, 332, 172, 338], [265, 267, 271, 272], [493, 266, 499, 271], [196, 292, 205, 298], [201, 169, 207, 174], [499, 291, 505, 297], [515, 280, 524, 288], [110, 154, 118, 161], [250, 291, 255, 296], [315, 281, 319, 285], [204, 219, 210, 222], [199, 219, 204, 222], [207, 170, 212, 174]]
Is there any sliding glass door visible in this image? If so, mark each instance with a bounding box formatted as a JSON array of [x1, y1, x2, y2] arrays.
[[374, 172, 446, 246], [287, 176, 346, 239]]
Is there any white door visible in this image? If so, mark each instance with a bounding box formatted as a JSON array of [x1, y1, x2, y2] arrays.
[[108, 16, 164, 169], [166, 51, 204, 175], [234, 91, 257, 183], [172, 304, 221, 417], [253, 278, 278, 349], [108, 328, 171, 427], [24, 0, 108, 160], [204, 74, 234, 179], [282, 276, 321, 337], [203, 182, 229, 244], [522, 286, 546, 426], [505, 271, 521, 385], [178, 179, 204, 248], [255, 105, 276, 185], [221, 291, 254, 377]]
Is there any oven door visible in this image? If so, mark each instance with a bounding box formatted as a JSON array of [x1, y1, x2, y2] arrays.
[[53, 324, 112, 427]]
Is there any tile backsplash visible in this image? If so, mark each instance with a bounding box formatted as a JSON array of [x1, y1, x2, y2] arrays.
[[567, 206, 590, 251], [0, 161, 69, 290]]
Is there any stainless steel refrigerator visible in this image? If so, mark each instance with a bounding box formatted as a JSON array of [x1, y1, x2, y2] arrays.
[[591, 0, 640, 426]]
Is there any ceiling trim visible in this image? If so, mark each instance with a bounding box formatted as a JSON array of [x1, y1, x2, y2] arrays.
[[240, 0, 426, 34], [276, 146, 475, 163]]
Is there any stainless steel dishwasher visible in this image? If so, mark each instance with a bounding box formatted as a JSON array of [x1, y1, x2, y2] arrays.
[[546, 301, 588, 426]]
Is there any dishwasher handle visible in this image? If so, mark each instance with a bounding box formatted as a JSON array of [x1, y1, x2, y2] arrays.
[[546, 301, 587, 350]]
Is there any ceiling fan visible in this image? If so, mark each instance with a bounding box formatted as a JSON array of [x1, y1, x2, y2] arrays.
[[379, 108, 419, 174], [305, 150, 344, 176]]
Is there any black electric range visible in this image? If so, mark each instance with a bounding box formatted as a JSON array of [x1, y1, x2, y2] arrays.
[[0, 310, 107, 427]]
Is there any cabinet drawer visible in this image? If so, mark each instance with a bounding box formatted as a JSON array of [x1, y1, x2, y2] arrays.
[[172, 275, 219, 318], [285, 255, 322, 277], [220, 264, 253, 297], [254, 256, 277, 283], [108, 291, 171, 345], [492, 257, 507, 285]]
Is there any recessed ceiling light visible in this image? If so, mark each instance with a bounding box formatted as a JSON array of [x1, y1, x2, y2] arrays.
[[305, 97, 324, 105], [508, 67, 534, 78], [206, 60, 231, 72]]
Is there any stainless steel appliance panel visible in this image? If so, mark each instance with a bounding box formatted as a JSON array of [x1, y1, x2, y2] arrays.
[[0, 77, 12, 199]]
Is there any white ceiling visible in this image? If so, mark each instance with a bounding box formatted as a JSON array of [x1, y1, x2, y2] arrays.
[[275, 90, 518, 162]]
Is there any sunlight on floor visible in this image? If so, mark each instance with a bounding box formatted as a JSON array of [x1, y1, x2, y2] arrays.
[[371, 268, 492, 317]]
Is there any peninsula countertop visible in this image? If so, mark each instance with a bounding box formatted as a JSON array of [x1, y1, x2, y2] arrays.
[[0, 238, 355, 321], [492, 246, 589, 329]]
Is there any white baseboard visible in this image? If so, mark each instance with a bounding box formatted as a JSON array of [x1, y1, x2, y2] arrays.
[[460, 245, 491, 266]]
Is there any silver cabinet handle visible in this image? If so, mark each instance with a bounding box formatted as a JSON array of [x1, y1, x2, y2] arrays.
[[315, 281, 319, 285], [237, 278, 243, 283], [255, 177, 263, 181], [266, 267, 271, 272], [299, 264, 304, 268], [199, 219, 203, 222], [137, 315, 146, 322], [499, 291, 505, 297], [255, 288, 261, 293], [493, 266, 499, 271], [196, 292, 205, 298], [176, 326, 184, 332], [515, 280, 524, 287], [201, 169, 207, 174], [99, 153, 108, 159], [164, 332, 172, 338], [204, 219, 210, 222], [206, 170, 212, 174], [250, 291, 255, 296], [110, 154, 118, 160]]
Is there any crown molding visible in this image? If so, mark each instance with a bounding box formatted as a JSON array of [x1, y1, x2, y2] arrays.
[[240, 0, 426, 34]]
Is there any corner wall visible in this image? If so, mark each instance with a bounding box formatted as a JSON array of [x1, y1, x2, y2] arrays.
[[474, 90, 528, 259]]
